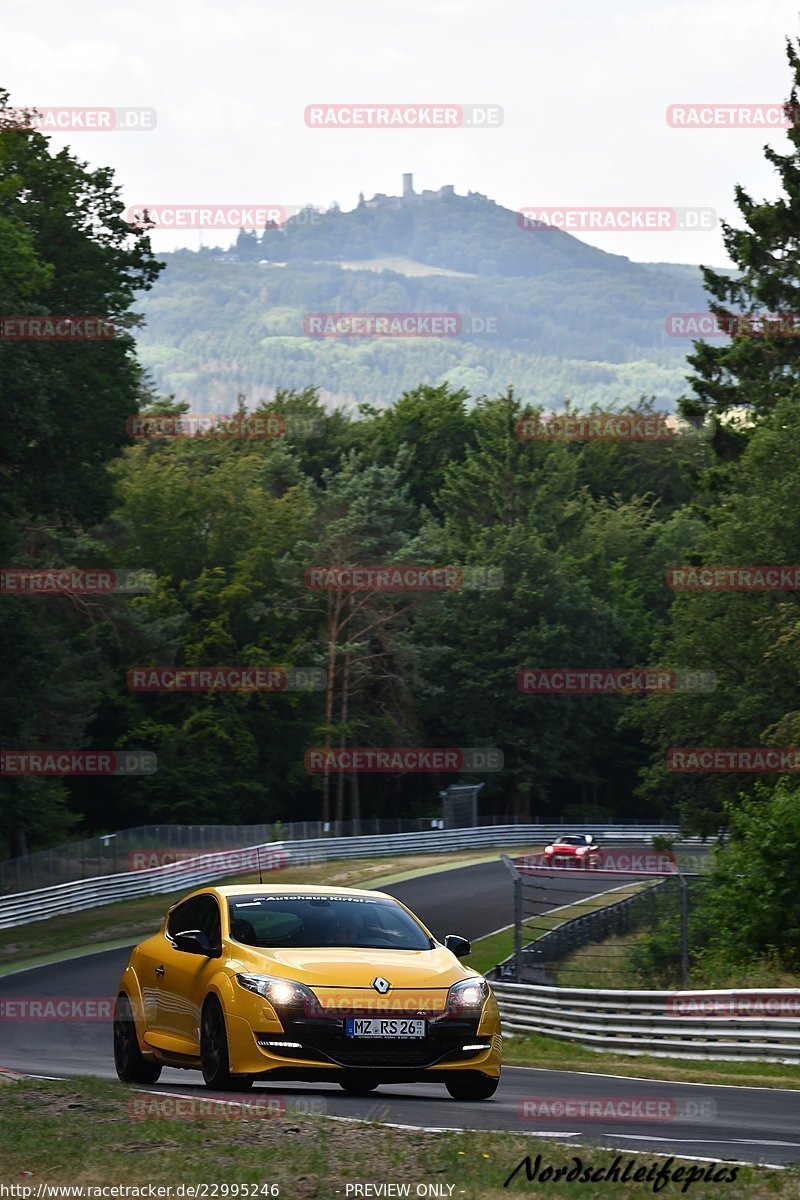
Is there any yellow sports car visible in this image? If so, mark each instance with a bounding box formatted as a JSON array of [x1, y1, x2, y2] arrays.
[[114, 884, 502, 1100]]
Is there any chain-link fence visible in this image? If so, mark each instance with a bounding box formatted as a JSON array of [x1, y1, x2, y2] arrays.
[[497, 851, 712, 988]]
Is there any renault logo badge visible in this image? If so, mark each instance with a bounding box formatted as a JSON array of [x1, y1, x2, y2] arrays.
[[372, 977, 391, 994]]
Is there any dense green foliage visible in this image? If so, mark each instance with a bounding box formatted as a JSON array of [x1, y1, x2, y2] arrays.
[[0, 91, 163, 855], [682, 38, 800, 439], [73, 386, 707, 834]]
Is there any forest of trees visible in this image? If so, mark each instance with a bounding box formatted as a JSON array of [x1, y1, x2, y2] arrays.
[[2, 35, 800, 980]]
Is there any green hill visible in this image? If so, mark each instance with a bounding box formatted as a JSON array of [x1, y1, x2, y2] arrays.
[[133, 182, 712, 410]]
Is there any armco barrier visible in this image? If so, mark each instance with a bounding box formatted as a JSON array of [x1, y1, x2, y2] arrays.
[[492, 981, 800, 1063], [0, 824, 697, 928], [0, 821, 700, 895]]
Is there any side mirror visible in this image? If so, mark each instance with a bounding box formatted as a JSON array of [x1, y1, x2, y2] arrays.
[[173, 929, 214, 955], [444, 934, 471, 959]]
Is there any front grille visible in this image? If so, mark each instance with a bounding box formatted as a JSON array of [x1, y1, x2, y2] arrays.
[[329, 1039, 439, 1067]]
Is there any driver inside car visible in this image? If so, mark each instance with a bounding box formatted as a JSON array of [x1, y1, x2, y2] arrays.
[[324, 909, 362, 945]]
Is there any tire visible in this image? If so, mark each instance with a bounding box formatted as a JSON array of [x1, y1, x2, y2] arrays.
[[338, 1073, 380, 1095], [201, 995, 253, 1091], [114, 994, 162, 1084], [445, 1072, 499, 1101]]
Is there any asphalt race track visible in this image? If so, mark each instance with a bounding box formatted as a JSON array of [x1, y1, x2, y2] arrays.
[[2, 860, 799, 1167], [385, 858, 619, 940]]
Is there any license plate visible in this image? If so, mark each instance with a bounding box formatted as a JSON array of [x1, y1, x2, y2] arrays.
[[345, 1018, 426, 1039]]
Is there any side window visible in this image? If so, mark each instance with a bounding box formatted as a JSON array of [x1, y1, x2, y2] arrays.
[[193, 894, 222, 953], [167, 897, 199, 940]]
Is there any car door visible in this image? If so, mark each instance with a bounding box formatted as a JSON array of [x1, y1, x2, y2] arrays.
[[159, 893, 223, 1051]]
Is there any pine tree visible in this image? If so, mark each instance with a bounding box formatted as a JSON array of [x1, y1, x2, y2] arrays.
[[681, 37, 800, 433]]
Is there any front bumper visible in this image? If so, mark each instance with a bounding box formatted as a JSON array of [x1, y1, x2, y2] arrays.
[[225, 992, 502, 1080]]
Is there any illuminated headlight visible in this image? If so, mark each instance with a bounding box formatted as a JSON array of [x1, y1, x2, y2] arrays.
[[236, 973, 318, 1011], [544, 845, 554, 855], [576, 846, 588, 855], [443, 978, 490, 1018]]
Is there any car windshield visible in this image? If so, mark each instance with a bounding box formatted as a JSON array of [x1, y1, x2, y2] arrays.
[[227, 894, 433, 950], [556, 837, 591, 846]]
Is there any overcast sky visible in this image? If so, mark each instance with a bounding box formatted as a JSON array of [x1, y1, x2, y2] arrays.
[[2, 0, 797, 265]]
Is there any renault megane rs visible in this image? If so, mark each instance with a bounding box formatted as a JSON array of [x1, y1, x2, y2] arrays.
[[114, 884, 502, 1099]]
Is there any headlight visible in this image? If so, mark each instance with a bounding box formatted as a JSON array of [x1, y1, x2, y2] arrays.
[[235, 973, 319, 1013], [443, 978, 490, 1018], [576, 846, 588, 855], [544, 845, 554, 855]]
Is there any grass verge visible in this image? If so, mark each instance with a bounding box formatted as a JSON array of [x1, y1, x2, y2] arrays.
[[0, 1076, 796, 1198], [545, 929, 646, 989], [503, 1031, 800, 1089], [553, 930, 800, 992]]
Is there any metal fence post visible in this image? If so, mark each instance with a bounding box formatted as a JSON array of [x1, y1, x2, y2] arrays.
[[678, 872, 689, 989], [500, 853, 522, 982]]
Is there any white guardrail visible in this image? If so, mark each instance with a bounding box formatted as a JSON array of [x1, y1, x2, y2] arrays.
[[0, 824, 692, 929], [493, 981, 800, 1064]]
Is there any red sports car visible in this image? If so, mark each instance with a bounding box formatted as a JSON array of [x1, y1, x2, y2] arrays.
[[543, 834, 600, 868]]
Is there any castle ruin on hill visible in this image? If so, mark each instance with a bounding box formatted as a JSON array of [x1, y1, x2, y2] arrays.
[[357, 174, 488, 209]]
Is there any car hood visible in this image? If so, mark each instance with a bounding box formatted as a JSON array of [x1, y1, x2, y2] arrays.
[[229, 944, 470, 989]]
